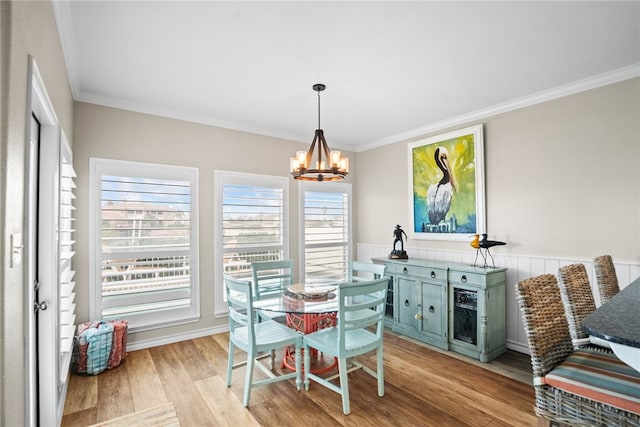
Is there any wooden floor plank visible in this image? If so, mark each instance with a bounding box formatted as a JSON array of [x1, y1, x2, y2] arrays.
[[193, 334, 231, 375], [148, 342, 221, 426], [125, 348, 169, 410], [194, 375, 261, 427], [170, 339, 218, 382], [95, 364, 134, 422], [63, 373, 98, 415], [61, 407, 97, 427]]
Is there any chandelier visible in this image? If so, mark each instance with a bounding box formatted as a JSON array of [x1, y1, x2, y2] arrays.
[[290, 83, 349, 181]]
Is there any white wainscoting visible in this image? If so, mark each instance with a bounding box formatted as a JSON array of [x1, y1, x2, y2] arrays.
[[356, 243, 640, 354]]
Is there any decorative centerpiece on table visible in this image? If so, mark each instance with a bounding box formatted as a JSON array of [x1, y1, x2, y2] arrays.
[[389, 224, 409, 259]]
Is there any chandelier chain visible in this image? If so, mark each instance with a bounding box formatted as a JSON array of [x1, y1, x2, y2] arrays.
[[317, 89, 321, 129]]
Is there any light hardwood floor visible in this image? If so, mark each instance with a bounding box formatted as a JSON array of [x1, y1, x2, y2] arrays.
[[62, 330, 537, 426]]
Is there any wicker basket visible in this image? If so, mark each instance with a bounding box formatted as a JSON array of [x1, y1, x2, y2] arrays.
[[72, 320, 128, 375]]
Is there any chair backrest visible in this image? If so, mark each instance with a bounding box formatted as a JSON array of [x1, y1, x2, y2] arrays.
[[349, 261, 386, 282], [557, 263, 596, 343], [251, 259, 294, 299], [336, 277, 388, 352], [515, 274, 573, 379], [593, 255, 620, 305], [224, 275, 256, 343]]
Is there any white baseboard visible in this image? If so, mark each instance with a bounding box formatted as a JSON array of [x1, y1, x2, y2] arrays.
[[126, 324, 229, 352], [506, 340, 530, 355]]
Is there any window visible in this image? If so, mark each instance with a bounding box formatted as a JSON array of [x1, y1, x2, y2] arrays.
[[89, 158, 199, 331], [214, 171, 288, 315], [299, 181, 352, 282]]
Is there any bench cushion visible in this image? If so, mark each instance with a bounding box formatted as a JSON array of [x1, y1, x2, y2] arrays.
[[543, 348, 640, 414]]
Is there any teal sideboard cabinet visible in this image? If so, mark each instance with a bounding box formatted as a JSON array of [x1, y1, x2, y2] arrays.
[[372, 257, 507, 362]]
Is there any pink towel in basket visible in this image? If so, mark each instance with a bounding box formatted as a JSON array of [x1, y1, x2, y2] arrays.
[[107, 319, 128, 369]]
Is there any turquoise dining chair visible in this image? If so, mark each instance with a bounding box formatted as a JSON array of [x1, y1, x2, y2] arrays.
[[347, 261, 387, 320], [250, 260, 293, 360], [302, 277, 388, 415], [251, 259, 294, 300], [224, 275, 303, 407], [349, 260, 386, 281]]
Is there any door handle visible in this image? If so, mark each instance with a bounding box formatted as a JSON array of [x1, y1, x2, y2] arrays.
[[34, 301, 48, 312]]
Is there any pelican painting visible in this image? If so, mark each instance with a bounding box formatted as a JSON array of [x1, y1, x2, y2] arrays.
[[426, 146, 457, 227], [409, 124, 484, 238]]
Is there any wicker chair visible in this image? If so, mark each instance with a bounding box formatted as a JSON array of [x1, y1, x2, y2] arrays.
[[516, 274, 640, 426], [594, 255, 620, 305], [556, 263, 606, 350]]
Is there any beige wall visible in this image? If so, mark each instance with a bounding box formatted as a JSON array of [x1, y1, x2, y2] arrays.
[[1, 1, 73, 425], [357, 78, 640, 264], [72, 102, 357, 344]]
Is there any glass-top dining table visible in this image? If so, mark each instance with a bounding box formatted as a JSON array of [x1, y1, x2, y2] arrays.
[[253, 282, 340, 373], [583, 276, 640, 372]]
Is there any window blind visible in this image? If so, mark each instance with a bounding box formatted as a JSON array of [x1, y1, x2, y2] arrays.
[[302, 187, 350, 282], [91, 158, 199, 330], [222, 183, 285, 279], [214, 171, 288, 315]]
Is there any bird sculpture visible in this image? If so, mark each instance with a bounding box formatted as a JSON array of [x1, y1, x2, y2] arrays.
[[479, 233, 506, 249], [426, 147, 457, 230], [471, 233, 506, 268]]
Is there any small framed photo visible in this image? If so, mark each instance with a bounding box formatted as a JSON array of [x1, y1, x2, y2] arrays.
[[408, 124, 485, 240]]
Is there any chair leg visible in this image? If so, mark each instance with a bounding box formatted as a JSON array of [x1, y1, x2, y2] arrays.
[[243, 354, 255, 407], [338, 357, 350, 415], [295, 343, 302, 390], [376, 347, 384, 397], [226, 341, 235, 386], [303, 344, 310, 391]]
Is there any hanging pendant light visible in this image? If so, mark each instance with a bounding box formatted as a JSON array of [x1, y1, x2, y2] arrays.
[[290, 83, 349, 181]]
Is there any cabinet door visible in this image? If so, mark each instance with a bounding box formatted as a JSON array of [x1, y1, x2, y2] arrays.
[[396, 276, 419, 327], [421, 281, 444, 336]]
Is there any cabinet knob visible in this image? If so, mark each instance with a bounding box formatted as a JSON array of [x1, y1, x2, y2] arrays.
[[461, 275, 467, 283], [430, 271, 436, 278], [429, 305, 435, 313], [403, 267, 408, 274], [415, 313, 422, 320], [404, 299, 410, 307]]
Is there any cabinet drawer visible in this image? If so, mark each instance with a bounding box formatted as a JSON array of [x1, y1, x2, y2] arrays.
[[396, 265, 447, 283], [449, 271, 484, 287]]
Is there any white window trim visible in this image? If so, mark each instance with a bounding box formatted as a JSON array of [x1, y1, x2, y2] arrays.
[[298, 181, 352, 281], [214, 170, 289, 317], [89, 158, 200, 332]]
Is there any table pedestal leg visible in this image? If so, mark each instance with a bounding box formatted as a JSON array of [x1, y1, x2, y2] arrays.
[[283, 312, 337, 374]]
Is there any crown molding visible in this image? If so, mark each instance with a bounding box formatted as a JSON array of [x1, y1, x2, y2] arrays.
[[52, 1, 81, 99], [355, 64, 640, 152]]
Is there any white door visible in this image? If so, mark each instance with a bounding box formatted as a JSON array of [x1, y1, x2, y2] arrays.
[[27, 58, 61, 427], [25, 113, 41, 426]]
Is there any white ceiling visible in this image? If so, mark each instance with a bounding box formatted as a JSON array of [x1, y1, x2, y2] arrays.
[[53, 1, 640, 152]]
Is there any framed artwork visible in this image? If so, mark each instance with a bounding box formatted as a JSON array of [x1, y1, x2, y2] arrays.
[[408, 124, 485, 240]]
